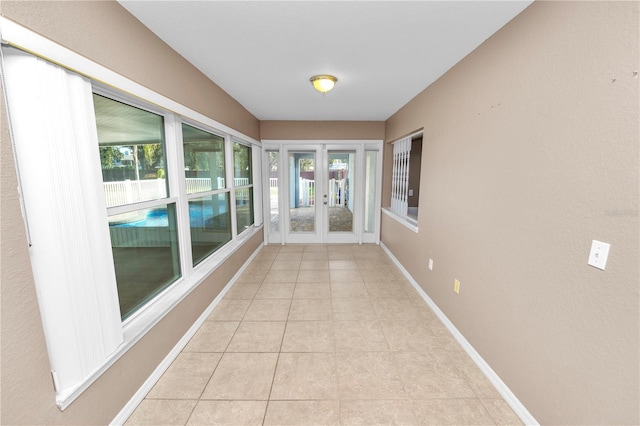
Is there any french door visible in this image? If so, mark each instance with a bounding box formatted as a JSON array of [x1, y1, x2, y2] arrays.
[[263, 141, 382, 245]]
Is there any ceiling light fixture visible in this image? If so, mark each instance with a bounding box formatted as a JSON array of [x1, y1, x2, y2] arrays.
[[310, 75, 337, 94]]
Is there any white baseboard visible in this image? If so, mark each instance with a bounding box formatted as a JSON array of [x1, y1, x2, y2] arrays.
[[110, 243, 264, 426], [380, 242, 539, 426]]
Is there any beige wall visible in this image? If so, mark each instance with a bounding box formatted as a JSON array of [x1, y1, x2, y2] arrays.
[[0, 1, 263, 424], [382, 1, 639, 424], [261, 120, 384, 141]]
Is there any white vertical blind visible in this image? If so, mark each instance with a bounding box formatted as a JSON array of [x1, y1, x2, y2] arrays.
[[2, 47, 123, 397], [391, 136, 412, 216]]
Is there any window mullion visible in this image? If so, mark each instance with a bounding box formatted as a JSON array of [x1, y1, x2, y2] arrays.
[[166, 114, 193, 276], [106, 197, 180, 216], [225, 136, 238, 239], [252, 144, 263, 227]]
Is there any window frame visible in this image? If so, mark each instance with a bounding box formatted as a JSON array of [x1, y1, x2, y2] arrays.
[[180, 120, 234, 267], [181, 121, 227, 196], [93, 85, 188, 324], [383, 130, 423, 233], [232, 139, 256, 235], [91, 88, 263, 327]]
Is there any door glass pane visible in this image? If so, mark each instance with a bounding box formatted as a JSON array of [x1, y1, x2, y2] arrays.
[[289, 152, 315, 233], [182, 123, 225, 193], [328, 151, 355, 233], [268, 151, 279, 233], [189, 193, 232, 266], [364, 151, 377, 233], [94, 94, 168, 207], [108, 203, 181, 320]]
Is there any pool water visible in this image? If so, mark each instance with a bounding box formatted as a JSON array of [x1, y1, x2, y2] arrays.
[[112, 203, 228, 228]]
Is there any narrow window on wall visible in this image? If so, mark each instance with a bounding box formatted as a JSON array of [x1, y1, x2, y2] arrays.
[[364, 150, 378, 233], [94, 94, 181, 320], [267, 150, 280, 233], [390, 133, 422, 223], [233, 142, 254, 234], [182, 123, 232, 266]]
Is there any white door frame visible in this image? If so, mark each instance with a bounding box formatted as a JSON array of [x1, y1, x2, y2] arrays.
[[262, 140, 382, 245]]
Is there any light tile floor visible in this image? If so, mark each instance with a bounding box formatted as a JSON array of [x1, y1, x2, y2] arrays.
[[126, 244, 523, 426]]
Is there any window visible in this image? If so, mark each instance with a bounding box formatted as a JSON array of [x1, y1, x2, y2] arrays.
[[107, 204, 181, 318], [94, 94, 181, 320], [182, 123, 226, 193], [233, 142, 254, 233], [364, 150, 378, 233], [182, 123, 232, 265], [390, 133, 422, 224], [267, 150, 280, 233]]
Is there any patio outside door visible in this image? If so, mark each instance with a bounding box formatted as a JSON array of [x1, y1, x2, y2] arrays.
[[324, 149, 357, 243], [264, 141, 381, 245], [286, 148, 321, 244]]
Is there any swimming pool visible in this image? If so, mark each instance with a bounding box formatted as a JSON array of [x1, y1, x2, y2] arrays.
[[111, 203, 228, 228]]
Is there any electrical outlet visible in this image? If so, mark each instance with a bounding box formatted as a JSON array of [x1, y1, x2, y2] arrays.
[[428, 258, 433, 271], [588, 240, 610, 270], [454, 279, 460, 294]]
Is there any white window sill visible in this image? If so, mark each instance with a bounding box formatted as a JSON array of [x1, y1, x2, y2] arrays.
[[382, 207, 419, 233]]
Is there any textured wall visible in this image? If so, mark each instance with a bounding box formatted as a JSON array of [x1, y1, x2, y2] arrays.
[[0, 1, 263, 424], [382, 1, 639, 424]]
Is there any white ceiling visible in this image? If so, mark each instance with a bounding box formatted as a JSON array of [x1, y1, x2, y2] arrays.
[[118, 1, 533, 121]]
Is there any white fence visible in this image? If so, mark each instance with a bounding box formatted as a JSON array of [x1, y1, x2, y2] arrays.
[[185, 178, 211, 194], [103, 179, 167, 208], [218, 177, 250, 188], [104, 177, 251, 208], [299, 178, 315, 207], [267, 178, 346, 208], [328, 178, 346, 207]]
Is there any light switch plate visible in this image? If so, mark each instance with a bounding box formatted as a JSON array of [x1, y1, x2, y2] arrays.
[[588, 240, 610, 270], [428, 258, 433, 271]]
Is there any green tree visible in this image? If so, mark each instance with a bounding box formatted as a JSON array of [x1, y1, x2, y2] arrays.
[[99, 146, 123, 168], [299, 158, 314, 171]]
